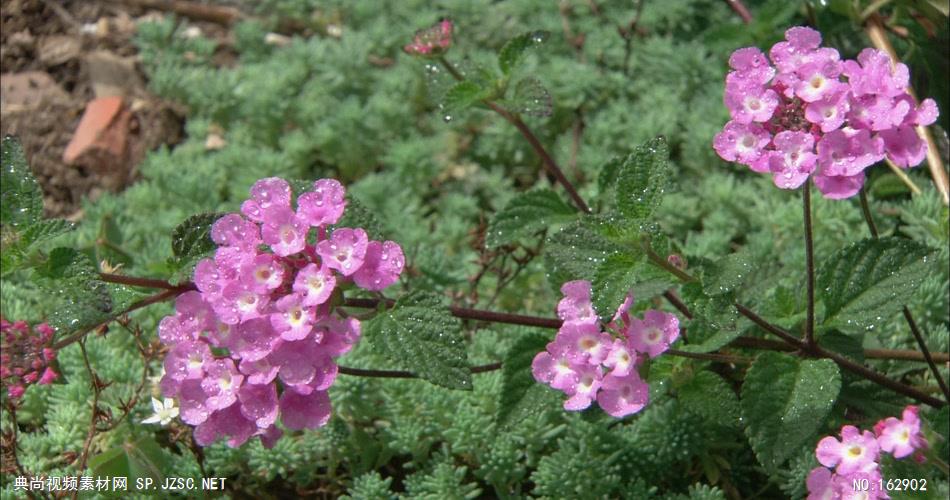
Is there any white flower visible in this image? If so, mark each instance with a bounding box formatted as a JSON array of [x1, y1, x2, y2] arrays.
[[141, 397, 179, 426]]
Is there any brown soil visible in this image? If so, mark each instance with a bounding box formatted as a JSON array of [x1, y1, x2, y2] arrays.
[[1, 0, 186, 217]]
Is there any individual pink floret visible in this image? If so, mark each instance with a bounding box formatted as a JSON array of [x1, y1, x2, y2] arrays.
[[627, 310, 680, 358], [596, 372, 649, 418], [164, 341, 211, 381], [842, 48, 909, 98], [816, 425, 880, 475], [769, 130, 818, 189], [562, 363, 603, 411], [297, 178, 346, 227], [293, 263, 336, 307], [558, 322, 612, 365], [316, 228, 369, 276], [194, 403, 258, 448], [806, 467, 835, 500], [211, 214, 261, 249], [261, 207, 309, 257], [556, 280, 597, 325], [602, 339, 636, 377], [532, 346, 579, 393], [352, 240, 405, 291], [713, 121, 771, 172], [249, 177, 292, 215], [279, 389, 332, 430], [874, 405, 926, 459], [201, 358, 244, 411], [237, 382, 279, 428], [240, 254, 286, 293], [270, 293, 315, 341]]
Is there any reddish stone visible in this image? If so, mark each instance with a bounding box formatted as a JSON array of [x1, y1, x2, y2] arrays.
[[63, 96, 129, 165]]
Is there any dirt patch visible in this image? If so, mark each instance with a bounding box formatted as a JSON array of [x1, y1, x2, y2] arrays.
[[1, 0, 185, 217]]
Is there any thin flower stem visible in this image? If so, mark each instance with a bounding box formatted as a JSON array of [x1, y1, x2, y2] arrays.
[[803, 182, 816, 348], [735, 303, 946, 408], [662, 290, 693, 319], [857, 187, 949, 402], [723, 0, 753, 23], [99, 272, 186, 290], [436, 56, 591, 214], [902, 308, 950, 403], [858, 187, 879, 238], [667, 349, 750, 364], [338, 362, 503, 379]]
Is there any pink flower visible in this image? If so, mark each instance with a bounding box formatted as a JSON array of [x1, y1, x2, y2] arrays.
[[559, 322, 612, 365], [816, 425, 880, 475], [532, 347, 579, 392], [297, 179, 346, 227], [1, 318, 61, 398], [805, 467, 835, 500], [769, 130, 818, 189], [596, 372, 648, 418], [317, 228, 369, 276], [714, 26, 938, 198], [627, 310, 680, 358], [562, 363, 603, 411], [157, 177, 405, 448], [874, 405, 926, 459], [352, 240, 405, 291], [403, 19, 453, 56], [293, 263, 337, 307], [556, 280, 597, 326]]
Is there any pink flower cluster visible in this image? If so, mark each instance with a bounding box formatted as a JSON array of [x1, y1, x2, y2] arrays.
[[714, 26, 938, 199], [807, 406, 928, 499], [532, 281, 680, 418], [0, 318, 58, 399], [158, 177, 405, 448], [403, 19, 453, 56]]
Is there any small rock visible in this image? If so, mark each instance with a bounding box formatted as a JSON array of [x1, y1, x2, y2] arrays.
[[8, 29, 34, 48], [84, 50, 143, 98], [37, 35, 82, 66], [0, 71, 70, 112], [205, 132, 227, 151], [265, 33, 291, 47], [63, 96, 131, 167]]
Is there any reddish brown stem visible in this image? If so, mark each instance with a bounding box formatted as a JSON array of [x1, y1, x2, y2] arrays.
[[724, 0, 753, 24], [338, 362, 502, 379]]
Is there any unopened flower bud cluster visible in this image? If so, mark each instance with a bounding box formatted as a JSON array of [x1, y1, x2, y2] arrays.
[[0, 318, 58, 399]]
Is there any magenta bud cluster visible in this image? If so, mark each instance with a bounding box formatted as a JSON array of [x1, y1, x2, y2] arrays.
[[158, 177, 405, 448], [0, 318, 58, 399], [714, 26, 938, 199], [532, 281, 680, 418], [807, 405, 928, 499], [403, 19, 453, 56]]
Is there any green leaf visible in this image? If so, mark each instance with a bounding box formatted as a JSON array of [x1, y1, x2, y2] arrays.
[[442, 81, 489, 112], [363, 291, 471, 390], [497, 332, 556, 427], [678, 283, 740, 354], [597, 156, 624, 197], [1, 135, 43, 228], [88, 436, 170, 487], [678, 371, 740, 428], [486, 189, 576, 248], [741, 352, 841, 470], [509, 77, 552, 117], [171, 212, 223, 260], [591, 253, 641, 320], [333, 194, 384, 238], [544, 217, 623, 291], [818, 237, 932, 332], [498, 30, 549, 75], [35, 247, 114, 332], [615, 137, 669, 222], [702, 251, 753, 296]]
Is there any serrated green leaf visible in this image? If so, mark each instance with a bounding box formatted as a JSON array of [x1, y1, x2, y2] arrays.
[[171, 212, 223, 260], [498, 30, 549, 75], [35, 247, 113, 332], [702, 251, 753, 296], [818, 237, 932, 332], [741, 353, 840, 470], [333, 194, 384, 238], [597, 156, 624, 197], [678, 371, 739, 428], [487, 189, 576, 248], [510, 77, 552, 117], [442, 81, 489, 112], [1, 135, 43, 228], [591, 253, 641, 320], [678, 283, 740, 354], [544, 217, 623, 291], [615, 137, 669, 222], [21, 218, 74, 247], [497, 332, 554, 427], [363, 291, 471, 390]]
